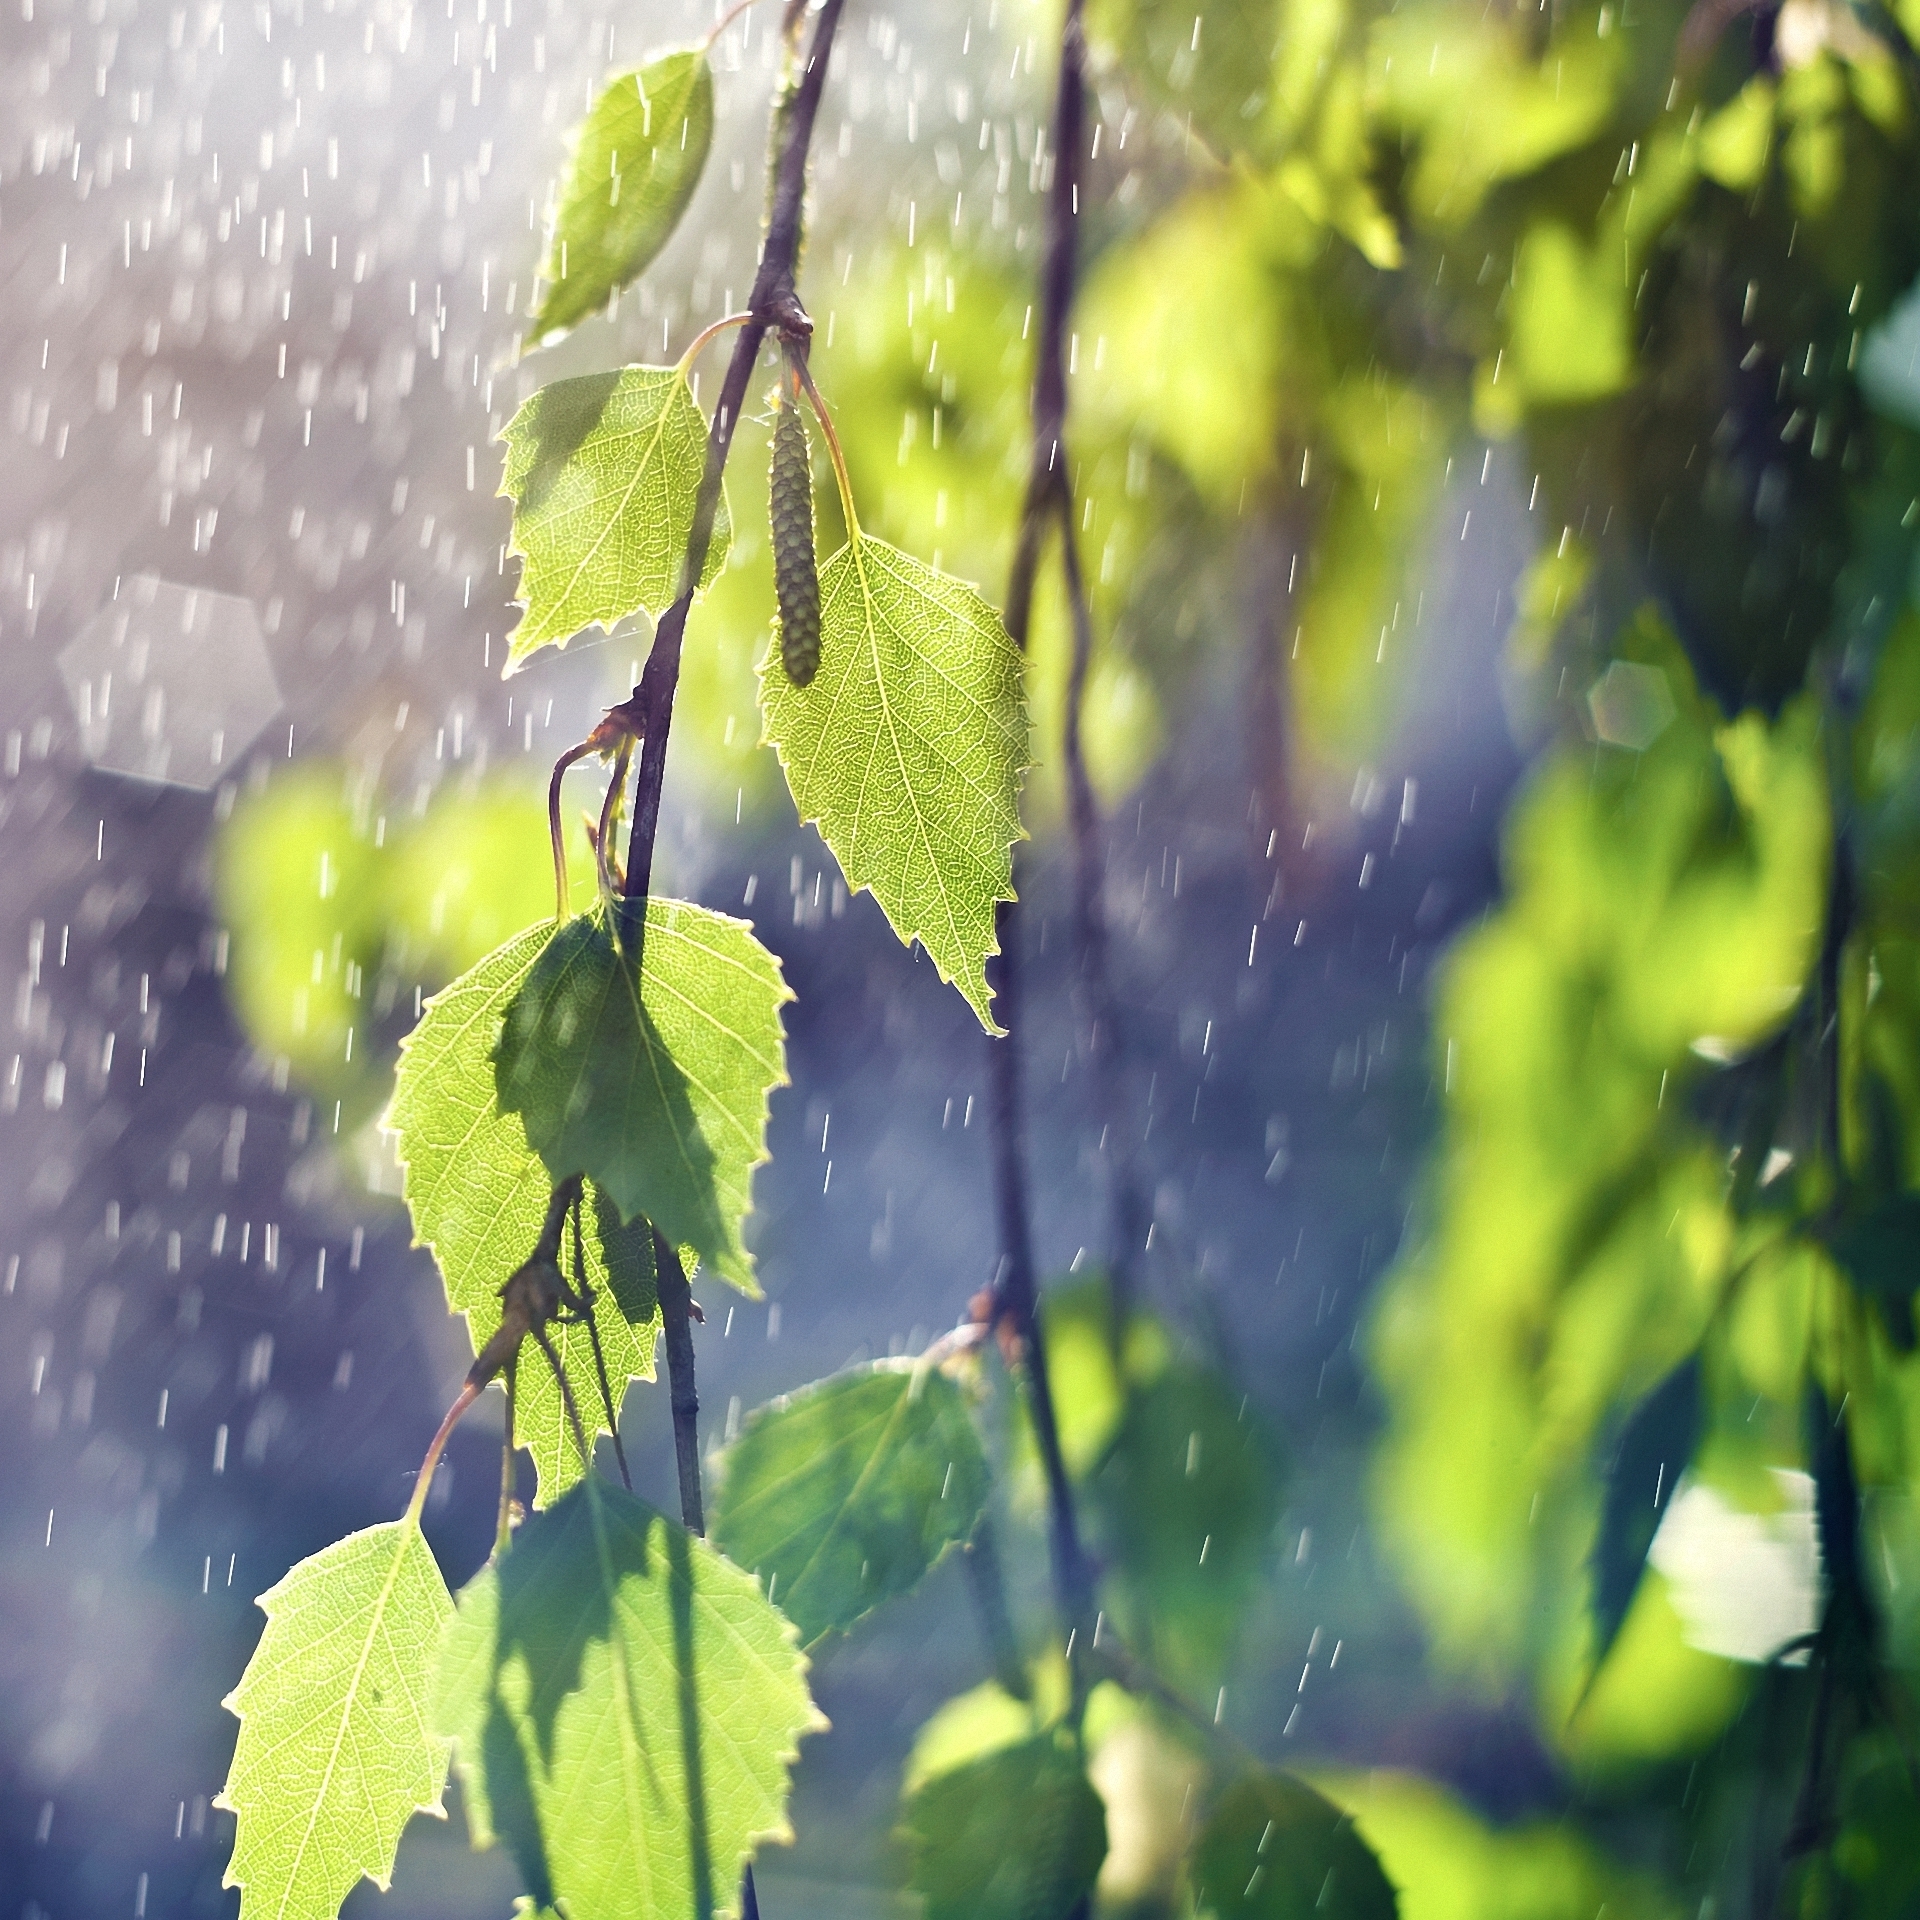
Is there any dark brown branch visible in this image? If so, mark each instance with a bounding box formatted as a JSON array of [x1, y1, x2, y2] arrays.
[[1056, 496, 1146, 1330], [985, 0, 1100, 1655], [620, 0, 847, 951], [654, 1232, 705, 1536]]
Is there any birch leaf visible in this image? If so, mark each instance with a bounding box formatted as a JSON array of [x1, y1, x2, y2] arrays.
[[528, 51, 714, 348], [1188, 1771, 1399, 1920], [494, 900, 790, 1295], [899, 1733, 1107, 1920], [388, 921, 660, 1507], [759, 534, 1026, 1032], [217, 1520, 454, 1920], [433, 1477, 823, 1920], [501, 367, 727, 673], [710, 1361, 991, 1644]]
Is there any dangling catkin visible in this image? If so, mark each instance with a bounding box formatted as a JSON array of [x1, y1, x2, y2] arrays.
[[770, 386, 821, 686]]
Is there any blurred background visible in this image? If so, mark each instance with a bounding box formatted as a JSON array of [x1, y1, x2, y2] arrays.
[[3, 0, 1920, 1912]]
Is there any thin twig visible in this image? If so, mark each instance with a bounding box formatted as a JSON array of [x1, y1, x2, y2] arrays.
[[1055, 493, 1146, 1331], [571, 1188, 633, 1492], [654, 1232, 706, 1536], [985, 0, 1100, 1661], [528, 1316, 595, 1472], [495, 1357, 519, 1556]]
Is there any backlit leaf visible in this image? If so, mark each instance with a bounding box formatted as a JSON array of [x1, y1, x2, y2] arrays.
[[759, 533, 1025, 1031], [217, 1519, 454, 1920], [389, 921, 661, 1506], [1188, 1771, 1398, 1920], [501, 366, 727, 673], [527, 52, 714, 348], [710, 1361, 991, 1644], [494, 900, 790, 1294], [433, 1476, 822, 1920], [899, 1732, 1107, 1920]]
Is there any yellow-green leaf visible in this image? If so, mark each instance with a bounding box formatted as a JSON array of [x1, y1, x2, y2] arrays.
[[759, 533, 1026, 1031], [527, 51, 714, 348], [501, 367, 727, 674], [433, 1476, 823, 1920], [217, 1519, 454, 1920]]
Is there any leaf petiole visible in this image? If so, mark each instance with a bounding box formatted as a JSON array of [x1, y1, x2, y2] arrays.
[[404, 1379, 483, 1527], [701, 0, 769, 55], [790, 350, 859, 539], [674, 309, 754, 382]]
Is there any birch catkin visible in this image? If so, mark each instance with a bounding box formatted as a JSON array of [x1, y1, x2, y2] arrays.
[[770, 386, 821, 686]]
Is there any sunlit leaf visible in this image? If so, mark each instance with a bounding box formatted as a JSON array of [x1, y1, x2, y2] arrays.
[[1588, 1353, 1701, 1679], [434, 1476, 822, 1920], [494, 900, 790, 1294], [710, 1361, 991, 1644], [759, 532, 1025, 1032], [1189, 1770, 1398, 1920], [217, 1520, 453, 1920], [501, 366, 728, 673], [899, 1732, 1107, 1920], [527, 52, 714, 348], [388, 922, 660, 1506]]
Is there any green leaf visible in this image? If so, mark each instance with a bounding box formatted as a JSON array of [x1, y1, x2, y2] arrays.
[[494, 900, 790, 1295], [1188, 1771, 1398, 1920], [899, 1733, 1107, 1920], [1087, 1355, 1287, 1693], [217, 1519, 454, 1920], [433, 1477, 822, 1920], [389, 922, 661, 1507], [1588, 1353, 1702, 1680], [501, 367, 728, 674], [710, 1361, 991, 1644], [527, 52, 715, 348], [759, 533, 1026, 1033]]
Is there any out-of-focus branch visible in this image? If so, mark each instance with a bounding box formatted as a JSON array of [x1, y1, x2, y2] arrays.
[[986, 0, 1101, 1663]]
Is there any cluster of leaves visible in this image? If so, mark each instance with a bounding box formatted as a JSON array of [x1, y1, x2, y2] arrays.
[[207, 18, 1393, 1920], [203, 0, 1920, 1907]]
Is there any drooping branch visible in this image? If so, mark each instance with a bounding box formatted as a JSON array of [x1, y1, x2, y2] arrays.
[[1056, 497, 1147, 1330], [985, 0, 1101, 1659]]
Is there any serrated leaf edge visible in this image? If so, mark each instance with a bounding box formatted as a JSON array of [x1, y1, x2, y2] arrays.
[[497, 368, 728, 676], [216, 1517, 453, 1904], [757, 532, 1029, 1036]]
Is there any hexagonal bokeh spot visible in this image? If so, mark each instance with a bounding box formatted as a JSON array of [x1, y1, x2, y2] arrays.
[[58, 575, 283, 790], [1587, 659, 1676, 752]]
